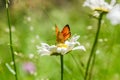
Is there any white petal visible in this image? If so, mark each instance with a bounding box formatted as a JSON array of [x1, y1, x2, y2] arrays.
[[107, 4, 120, 25], [72, 46, 86, 51], [69, 34, 80, 42], [57, 47, 67, 54], [40, 52, 51, 56], [110, 0, 116, 6], [83, 0, 115, 11], [38, 48, 51, 56], [41, 43, 50, 49], [37, 43, 57, 56], [49, 45, 57, 52]]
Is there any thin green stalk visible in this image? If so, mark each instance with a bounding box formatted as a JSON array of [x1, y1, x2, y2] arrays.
[[6, 0, 18, 80], [84, 12, 104, 80], [60, 55, 64, 80], [88, 51, 96, 80], [70, 54, 84, 78], [88, 12, 104, 80]]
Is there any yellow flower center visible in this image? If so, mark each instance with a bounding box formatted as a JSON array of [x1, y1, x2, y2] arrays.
[[57, 43, 68, 48], [94, 7, 109, 13]]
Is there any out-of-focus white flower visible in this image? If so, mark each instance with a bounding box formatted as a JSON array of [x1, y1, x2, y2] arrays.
[[87, 25, 93, 30], [83, 0, 120, 25], [29, 53, 34, 59], [5, 26, 16, 33], [30, 26, 34, 31], [83, 0, 116, 12], [27, 16, 31, 22], [107, 4, 120, 25], [37, 35, 86, 56]]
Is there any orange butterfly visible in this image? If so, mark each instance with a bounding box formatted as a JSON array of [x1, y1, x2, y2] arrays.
[[55, 24, 71, 43]]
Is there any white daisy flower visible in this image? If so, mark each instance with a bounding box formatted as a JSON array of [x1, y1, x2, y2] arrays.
[[83, 0, 116, 12], [37, 35, 86, 56], [107, 4, 120, 25], [83, 0, 120, 25]]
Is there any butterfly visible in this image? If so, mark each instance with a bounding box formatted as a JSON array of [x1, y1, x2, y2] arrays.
[[55, 24, 71, 43]]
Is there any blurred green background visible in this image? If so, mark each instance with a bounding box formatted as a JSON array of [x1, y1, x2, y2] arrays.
[[0, 0, 120, 80]]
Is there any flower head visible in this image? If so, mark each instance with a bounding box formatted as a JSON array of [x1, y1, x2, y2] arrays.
[[83, 0, 116, 12], [83, 0, 120, 25], [37, 34, 86, 56]]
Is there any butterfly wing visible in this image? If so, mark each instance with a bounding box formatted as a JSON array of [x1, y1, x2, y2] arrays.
[[55, 25, 64, 43], [55, 24, 71, 43], [55, 25, 59, 36], [61, 24, 71, 41]]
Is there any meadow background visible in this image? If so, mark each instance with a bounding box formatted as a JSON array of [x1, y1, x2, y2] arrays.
[[0, 0, 120, 80]]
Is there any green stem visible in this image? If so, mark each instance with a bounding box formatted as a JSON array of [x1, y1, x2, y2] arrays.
[[71, 54, 84, 78], [84, 12, 104, 80], [88, 51, 96, 80], [6, 0, 18, 80], [88, 12, 104, 80], [60, 55, 63, 80]]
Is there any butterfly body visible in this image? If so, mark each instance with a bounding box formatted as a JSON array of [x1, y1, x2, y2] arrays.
[[55, 24, 71, 43]]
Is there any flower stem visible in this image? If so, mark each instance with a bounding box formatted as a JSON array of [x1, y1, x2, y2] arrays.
[[84, 12, 104, 80], [60, 55, 64, 80], [88, 51, 96, 80], [88, 12, 104, 80], [6, 0, 18, 80]]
